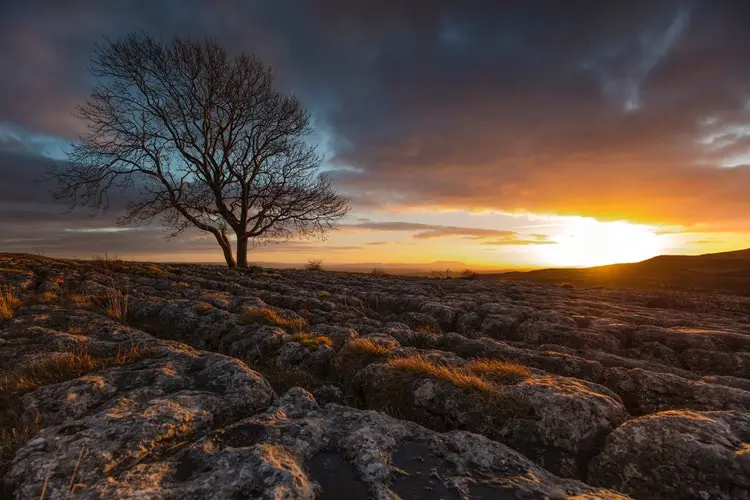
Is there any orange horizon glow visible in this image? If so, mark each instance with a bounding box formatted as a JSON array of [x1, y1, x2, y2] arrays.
[[82, 212, 750, 270]]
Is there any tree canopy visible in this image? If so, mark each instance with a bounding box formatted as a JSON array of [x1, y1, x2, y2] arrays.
[[50, 33, 349, 267]]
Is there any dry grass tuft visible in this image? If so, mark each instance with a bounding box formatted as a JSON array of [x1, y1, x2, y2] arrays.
[[336, 338, 391, 381], [104, 287, 129, 322], [367, 355, 533, 425], [387, 357, 493, 393], [237, 307, 307, 333], [194, 302, 213, 315], [370, 268, 389, 277], [0, 343, 154, 479], [464, 358, 532, 385], [91, 284, 129, 322], [142, 264, 170, 278], [35, 291, 58, 305], [415, 323, 442, 335], [288, 333, 333, 350], [0, 286, 22, 320], [65, 292, 93, 309], [0, 267, 30, 274], [91, 253, 125, 272]]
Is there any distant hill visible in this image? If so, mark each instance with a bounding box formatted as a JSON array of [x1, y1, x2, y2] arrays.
[[483, 248, 750, 294]]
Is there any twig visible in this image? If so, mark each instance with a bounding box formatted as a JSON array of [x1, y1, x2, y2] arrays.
[[64, 446, 85, 500]]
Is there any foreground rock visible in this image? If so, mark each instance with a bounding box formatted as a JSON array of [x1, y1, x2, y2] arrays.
[[4, 253, 750, 497], [590, 410, 750, 500], [355, 362, 628, 478], [8, 382, 627, 499], [603, 367, 750, 415]]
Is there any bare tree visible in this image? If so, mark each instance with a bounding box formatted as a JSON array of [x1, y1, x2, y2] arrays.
[[49, 33, 349, 268]]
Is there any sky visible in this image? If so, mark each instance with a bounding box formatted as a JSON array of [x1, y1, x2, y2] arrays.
[[2, 0, 750, 269]]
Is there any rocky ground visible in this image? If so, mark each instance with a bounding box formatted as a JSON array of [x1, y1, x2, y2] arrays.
[[1, 253, 749, 499]]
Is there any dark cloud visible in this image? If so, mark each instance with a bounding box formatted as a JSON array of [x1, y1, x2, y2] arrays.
[[2, 0, 750, 260]]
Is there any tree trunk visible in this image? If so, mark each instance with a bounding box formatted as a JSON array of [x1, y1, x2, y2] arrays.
[[215, 233, 236, 268], [236, 235, 248, 268]]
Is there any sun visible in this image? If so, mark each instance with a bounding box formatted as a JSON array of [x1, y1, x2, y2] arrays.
[[535, 218, 665, 267]]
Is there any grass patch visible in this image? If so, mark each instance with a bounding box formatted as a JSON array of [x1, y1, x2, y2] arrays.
[[0, 343, 155, 480], [336, 338, 391, 381], [415, 324, 442, 335], [139, 264, 171, 278], [370, 268, 389, 277], [464, 359, 532, 385], [0, 267, 31, 275], [388, 357, 492, 392], [194, 302, 213, 315], [237, 307, 307, 333], [366, 355, 533, 426], [0, 287, 22, 320], [288, 333, 333, 351], [35, 291, 58, 305], [91, 253, 125, 272], [92, 285, 129, 322], [64, 292, 93, 309]]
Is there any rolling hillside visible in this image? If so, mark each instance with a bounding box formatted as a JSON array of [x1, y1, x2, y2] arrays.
[[485, 248, 750, 294]]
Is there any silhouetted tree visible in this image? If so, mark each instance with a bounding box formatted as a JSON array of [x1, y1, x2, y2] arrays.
[[50, 33, 349, 268]]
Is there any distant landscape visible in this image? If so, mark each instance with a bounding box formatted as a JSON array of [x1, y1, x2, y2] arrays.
[[488, 248, 750, 295], [246, 248, 750, 295]]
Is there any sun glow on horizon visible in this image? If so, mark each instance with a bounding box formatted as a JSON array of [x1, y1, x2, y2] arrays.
[[534, 218, 668, 267]]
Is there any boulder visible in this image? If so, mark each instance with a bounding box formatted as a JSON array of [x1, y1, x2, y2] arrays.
[[603, 367, 750, 415], [8, 386, 627, 499], [355, 362, 628, 478], [590, 410, 750, 500]]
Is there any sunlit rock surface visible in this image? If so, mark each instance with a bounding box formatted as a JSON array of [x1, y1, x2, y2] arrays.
[[2, 253, 750, 498]]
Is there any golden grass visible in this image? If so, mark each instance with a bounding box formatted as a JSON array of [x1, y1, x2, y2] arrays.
[[0, 343, 154, 479], [336, 338, 391, 381], [237, 307, 307, 333], [90, 253, 125, 272], [367, 355, 533, 424], [35, 291, 58, 305], [0, 267, 31, 274], [288, 333, 333, 350], [194, 302, 213, 315], [318, 290, 331, 298], [0, 286, 22, 320], [65, 292, 93, 308], [387, 357, 493, 393], [141, 264, 170, 278], [464, 358, 532, 385], [97, 285, 129, 322], [415, 324, 442, 335]]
